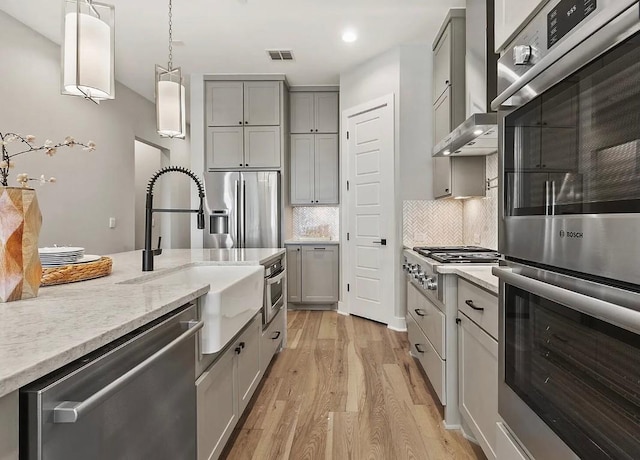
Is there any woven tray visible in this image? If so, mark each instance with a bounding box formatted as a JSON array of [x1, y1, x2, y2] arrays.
[[41, 257, 113, 287]]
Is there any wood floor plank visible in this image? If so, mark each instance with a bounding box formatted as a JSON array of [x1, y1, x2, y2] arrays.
[[223, 311, 485, 460]]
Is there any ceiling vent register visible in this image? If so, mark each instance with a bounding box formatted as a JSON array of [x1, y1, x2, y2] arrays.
[[267, 50, 294, 61]]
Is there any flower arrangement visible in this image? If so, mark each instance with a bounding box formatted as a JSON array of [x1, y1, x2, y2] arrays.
[[0, 132, 96, 187]]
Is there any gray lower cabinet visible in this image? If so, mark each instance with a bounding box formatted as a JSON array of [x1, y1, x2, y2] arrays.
[[196, 315, 262, 460], [286, 244, 339, 305], [457, 280, 499, 460], [261, 307, 285, 375], [0, 392, 18, 460]]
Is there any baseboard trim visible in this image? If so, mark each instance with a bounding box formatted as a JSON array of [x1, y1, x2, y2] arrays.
[[387, 315, 407, 332], [337, 301, 349, 316]]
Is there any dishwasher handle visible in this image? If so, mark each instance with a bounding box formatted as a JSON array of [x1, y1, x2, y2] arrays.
[[53, 319, 204, 424]]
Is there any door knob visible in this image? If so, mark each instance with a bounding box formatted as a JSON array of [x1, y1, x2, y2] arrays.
[[373, 239, 387, 246]]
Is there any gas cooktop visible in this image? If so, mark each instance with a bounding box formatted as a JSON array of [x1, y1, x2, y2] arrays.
[[412, 246, 501, 263]]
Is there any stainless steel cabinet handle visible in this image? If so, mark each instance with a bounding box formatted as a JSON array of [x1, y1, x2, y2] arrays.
[[414, 344, 425, 354], [465, 300, 484, 311], [53, 319, 204, 424]]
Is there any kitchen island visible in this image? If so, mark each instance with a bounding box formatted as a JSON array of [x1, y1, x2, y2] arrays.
[[0, 248, 284, 460]]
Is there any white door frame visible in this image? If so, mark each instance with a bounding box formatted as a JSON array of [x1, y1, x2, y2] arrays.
[[339, 93, 405, 331]]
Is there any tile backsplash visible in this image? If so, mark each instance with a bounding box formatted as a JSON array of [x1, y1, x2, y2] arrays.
[[404, 154, 499, 250], [292, 206, 340, 240]]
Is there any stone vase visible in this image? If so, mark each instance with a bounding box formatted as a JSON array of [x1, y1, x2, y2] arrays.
[[0, 187, 42, 302]]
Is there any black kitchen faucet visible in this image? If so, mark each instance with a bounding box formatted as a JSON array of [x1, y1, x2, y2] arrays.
[[142, 166, 205, 271]]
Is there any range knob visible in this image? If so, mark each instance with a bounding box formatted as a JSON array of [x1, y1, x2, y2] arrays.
[[513, 45, 533, 66], [425, 276, 438, 291]]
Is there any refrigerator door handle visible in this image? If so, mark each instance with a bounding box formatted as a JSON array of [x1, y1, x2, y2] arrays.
[[242, 180, 247, 248], [235, 179, 242, 248]]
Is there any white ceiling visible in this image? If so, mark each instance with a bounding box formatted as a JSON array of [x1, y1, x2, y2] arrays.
[[1, 0, 464, 101]]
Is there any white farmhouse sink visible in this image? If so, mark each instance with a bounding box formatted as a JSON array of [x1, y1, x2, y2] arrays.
[[141, 265, 264, 354]]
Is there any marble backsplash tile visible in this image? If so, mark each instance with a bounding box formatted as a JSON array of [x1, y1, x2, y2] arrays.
[[404, 154, 499, 250], [292, 206, 340, 240]]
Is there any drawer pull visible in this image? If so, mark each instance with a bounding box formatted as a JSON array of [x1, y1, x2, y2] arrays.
[[414, 308, 427, 317], [465, 300, 484, 311], [235, 346, 242, 355], [271, 331, 281, 340], [414, 343, 426, 354], [239, 342, 246, 349]]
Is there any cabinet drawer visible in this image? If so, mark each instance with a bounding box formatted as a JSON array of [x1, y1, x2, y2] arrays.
[[261, 308, 285, 373], [458, 278, 498, 340], [407, 313, 446, 405], [408, 283, 445, 359]]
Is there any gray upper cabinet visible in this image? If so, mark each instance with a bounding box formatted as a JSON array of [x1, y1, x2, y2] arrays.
[[433, 24, 452, 102], [432, 9, 466, 146], [290, 134, 338, 205], [205, 80, 283, 170], [206, 81, 280, 127], [290, 92, 338, 134], [243, 82, 280, 126], [206, 81, 244, 127], [434, 156, 486, 199], [314, 135, 339, 204]]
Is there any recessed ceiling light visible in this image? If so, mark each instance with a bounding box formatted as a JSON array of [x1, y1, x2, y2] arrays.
[[342, 30, 358, 43], [473, 129, 483, 136]]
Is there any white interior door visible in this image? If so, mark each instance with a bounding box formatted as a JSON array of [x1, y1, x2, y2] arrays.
[[345, 97, 395, 324]]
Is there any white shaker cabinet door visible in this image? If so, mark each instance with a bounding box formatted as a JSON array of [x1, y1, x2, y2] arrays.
[[243, 81, 280, 126], [314, 134, 339, 205], [206, 127, 244, 169], [433, 23, 452, 102], [196, 349, 237, 460], [290, 92, 315, 134], [244, 126, 281, 168], [290, 134, 315, 205], [314, 92, 339, 133], [301, 245, 339, 303], [206, 81, 244, 127], [235, 317, 261, 415]]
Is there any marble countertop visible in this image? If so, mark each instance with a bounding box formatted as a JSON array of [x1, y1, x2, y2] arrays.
[[284, 239, 340, 245], [0, 248, 284, 398]]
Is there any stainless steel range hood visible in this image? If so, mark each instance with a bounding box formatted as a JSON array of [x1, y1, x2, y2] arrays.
[[432, 113, 497, 157], [433, 0, 498, 158]]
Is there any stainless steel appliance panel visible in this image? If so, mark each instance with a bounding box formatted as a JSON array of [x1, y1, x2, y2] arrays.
[[21, 305, 200, 460], [493, 0, 638, 109], [243, 172, 281, 248], [204, 171, 240, 249], [494, 265, 640, 460]]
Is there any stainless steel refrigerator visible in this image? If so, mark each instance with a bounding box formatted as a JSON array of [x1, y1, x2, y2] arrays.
[[204, 171, 281, 248]]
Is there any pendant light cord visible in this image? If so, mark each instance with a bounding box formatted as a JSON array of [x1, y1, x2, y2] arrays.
[[168, 0, 173, 70]]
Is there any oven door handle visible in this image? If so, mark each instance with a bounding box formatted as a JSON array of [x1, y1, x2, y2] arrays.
[[266, 269, 285, 286], [493, 268, 640, 334], [52, 320, 204, 424]]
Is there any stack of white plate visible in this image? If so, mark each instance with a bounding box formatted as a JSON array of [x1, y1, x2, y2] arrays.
[[39, 247, 100, 268]]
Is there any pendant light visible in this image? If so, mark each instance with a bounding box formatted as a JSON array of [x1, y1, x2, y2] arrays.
[[62, 0, 115, 102], [156, 0, 186, 139]]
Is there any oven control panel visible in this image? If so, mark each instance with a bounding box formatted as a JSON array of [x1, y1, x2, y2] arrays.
[[547, 0, 597, 49]]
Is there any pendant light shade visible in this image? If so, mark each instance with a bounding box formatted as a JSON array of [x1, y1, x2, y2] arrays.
[[156, 0, 186, 139], [62, 0, 115, 102], [156, 65, 186, 138]]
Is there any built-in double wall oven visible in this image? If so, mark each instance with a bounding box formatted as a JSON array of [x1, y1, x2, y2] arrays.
[[493, 1, 640, 458]]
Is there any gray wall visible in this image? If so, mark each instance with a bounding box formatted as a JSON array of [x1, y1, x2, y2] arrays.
[[0, 11, 191, 255]]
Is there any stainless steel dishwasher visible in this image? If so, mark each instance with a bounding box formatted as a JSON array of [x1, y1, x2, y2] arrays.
[[20, 303, 202, 460]]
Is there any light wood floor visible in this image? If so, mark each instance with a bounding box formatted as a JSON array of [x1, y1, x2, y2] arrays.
[[222, 311, 485, 460]]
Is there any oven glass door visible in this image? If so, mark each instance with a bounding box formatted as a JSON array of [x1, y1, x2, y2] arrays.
[[504, 31, 640, 217], [505, 284, 640, 459]]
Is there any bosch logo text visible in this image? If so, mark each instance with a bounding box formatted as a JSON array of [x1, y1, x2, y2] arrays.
[[559, 230, 583, 239]]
